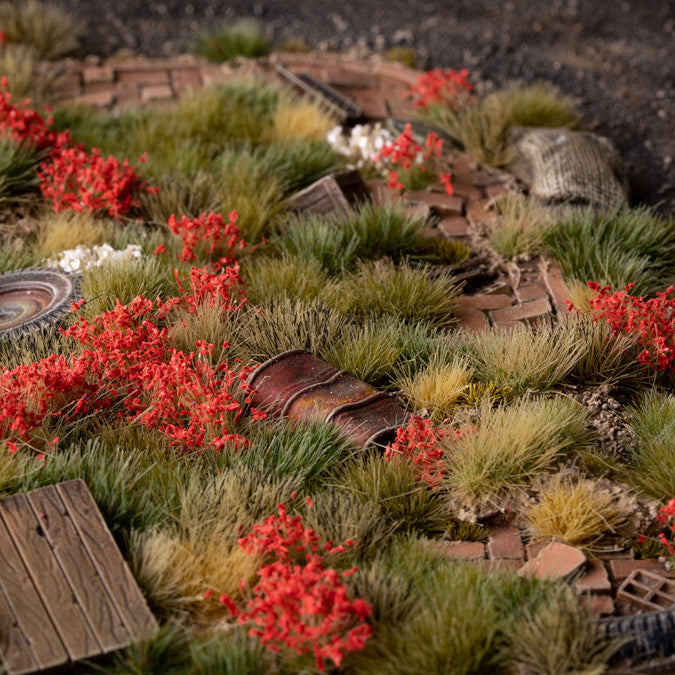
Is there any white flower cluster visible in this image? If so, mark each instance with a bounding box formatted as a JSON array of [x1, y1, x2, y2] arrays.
[[45, 243, 143, 273], [326, 123, 395, 172]]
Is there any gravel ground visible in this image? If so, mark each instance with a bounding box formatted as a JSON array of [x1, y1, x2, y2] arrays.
[[55, 0, 674, 214]]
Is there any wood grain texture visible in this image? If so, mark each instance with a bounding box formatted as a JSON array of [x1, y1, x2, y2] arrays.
[[0, 576, 38, 675], [56, 480, 156, 637], [26, 485, 130, 653], [0, 493, 101, 662], [0, 516, 67, 673]]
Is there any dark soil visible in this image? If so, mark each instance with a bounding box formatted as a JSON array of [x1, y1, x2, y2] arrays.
[[56, 0, 674, 214]]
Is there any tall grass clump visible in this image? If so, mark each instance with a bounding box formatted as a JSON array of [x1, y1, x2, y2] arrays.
[[325, 316, 411, 386], [131, 468, 301, 618], [138, 170, 222, 223], [242, 255, 328, 305], [35, 210, 108, 259], [446, 396, 593, 503], [423, 81, 580, 167], [338, 454, 448, 536], [0, 137, 41, 205], [526, 474, 629, 551], [0, 0, 84, 59], [192, 18, 270, 63], [325, 261, 462, 327], [492, 81, 580, 129], [468, 321, 584, 395], [273, 213, 358, 275], [503, 584, 621, 674], [268, 96, 337, 143], [396, 353, 474, 420], [223, 419, 356, 490], [562, 313, 653, 390], [489, 192, 553, 259], [0, 43, 54, 101], [543, 206, 675, 295], [231, 297, 348, 363], [627, 389, 675, 500]]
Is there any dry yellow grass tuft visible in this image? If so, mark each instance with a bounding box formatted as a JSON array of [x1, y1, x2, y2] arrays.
[[397, 355, 474, 420], [36, 211, 108, 259], [526, 474, 629, 551], [268, 97, 338, 143]]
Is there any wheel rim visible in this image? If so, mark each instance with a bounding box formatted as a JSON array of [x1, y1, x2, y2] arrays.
[[0, 272, 74, 335]]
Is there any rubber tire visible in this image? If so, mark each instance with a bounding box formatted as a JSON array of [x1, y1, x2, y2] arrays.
[[598, 608, 675, 661], [0, 268, 82, 341]]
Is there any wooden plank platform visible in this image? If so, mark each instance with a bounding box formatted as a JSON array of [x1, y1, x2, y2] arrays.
[[0, 480, 156, 674]]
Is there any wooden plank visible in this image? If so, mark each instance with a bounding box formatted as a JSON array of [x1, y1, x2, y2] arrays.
[[56, 480, 156, 637], [26, 485, 131, 654], [0, 494, 101, 662], [0, 516, 68, 673], [0, 581, 38, 675]]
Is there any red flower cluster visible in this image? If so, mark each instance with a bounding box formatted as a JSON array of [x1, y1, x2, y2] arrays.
[[0, 78, 156, 219], [406, 68, 474, 110], [0, 77, 68, 150], [656, 499, 675, 555], [168, 210, 246, 263], [1, 258, 262, 452], [220, 503, 372, 671], [375, 123, 453, 194], [39, 147, 156, 219], [579, 282, 675, 375], [385, 416, 471, 489]]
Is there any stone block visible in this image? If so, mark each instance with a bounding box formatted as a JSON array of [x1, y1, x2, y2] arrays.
[[438, 216, 470, 237], [436, 541, 486, 560], [456, 294, 513, 311], [454, 307, 489, 334], [487, 527, 524, 560]]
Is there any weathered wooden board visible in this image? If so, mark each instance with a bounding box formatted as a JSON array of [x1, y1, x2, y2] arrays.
[[0, 480, 156, 674], [287, 170, 372, 215]]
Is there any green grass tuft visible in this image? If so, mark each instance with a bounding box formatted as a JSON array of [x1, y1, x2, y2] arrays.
[[627, 389, 675, 500], [446, 396, 594, 503], [0, 137, 42, 205], [324, 261, 462, 327], [494, 81, 580, 129], [543, 206, 675, 295], [0, 0, 83, 59], [338, 454, 448, 537], [192, 18, 270, 63], [468, 321, 584, 395], [231, 297, 349, 363]]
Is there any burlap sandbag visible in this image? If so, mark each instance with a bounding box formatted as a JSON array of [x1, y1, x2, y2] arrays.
[[507, 126, 629, 210]]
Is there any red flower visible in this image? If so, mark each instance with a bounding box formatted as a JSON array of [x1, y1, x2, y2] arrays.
[[406, 68, 474, 110]]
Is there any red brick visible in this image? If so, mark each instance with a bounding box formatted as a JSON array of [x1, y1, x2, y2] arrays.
[[492, 320, 525, 333], [466, 198, 497, 226], [455, 307, 489, 334], [539, 258, 571, 309], [116, 69, 170, 86], [78, 90, 114, 108], [456, 294, 513, 311], [171, 69, 203, 93], [322, 66, 377, 89], [487, 526, 524, 560], [83, 65, 114, 84], [608, 559, 673, 583], [435, 541, 486, 560], [438, 216, 470, 237], [489, 297, 551, 324], [514, 282, 549, 303], [374, 61, 420, 87], [53, 70, 82, 97], [580, 594, 615, 617], [525, 540, 552, 560], [384, 96, 418, 119], [576, 560, 612, 595], [597, 548, 635, 560], [200, 65, 236, 88], [518, 542, 586, 580], [450, 181, 482, 203], [475, 559, 524, 573], [406, 190, 463, 217], [140, 84, 174, 103], [349, 89, 387, 119]]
